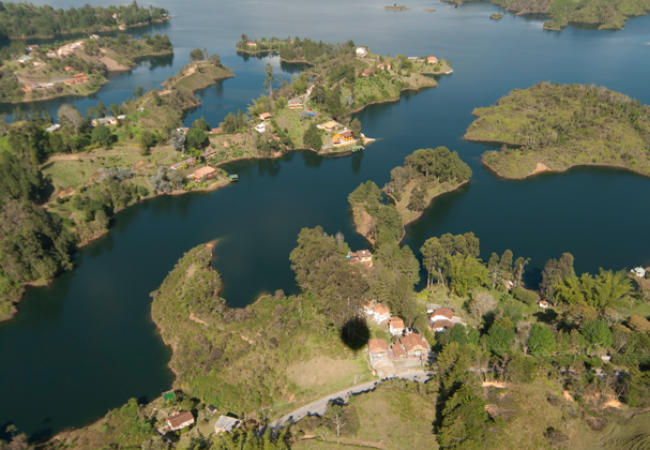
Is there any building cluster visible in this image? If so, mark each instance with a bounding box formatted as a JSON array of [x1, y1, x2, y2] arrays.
[[164, 408, 241, 436], [427, 305, 465, 332]]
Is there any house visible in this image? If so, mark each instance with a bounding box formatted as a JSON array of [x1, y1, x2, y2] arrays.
[[46, 50, 57, 58], [246, 41, 257, 47], [390, 342, 407, 360], [407, 56, 424, 62], [255, 123, 267, 133], [377, 62, 391, 71], [17, 55, 32, 64], [361, 68, 373, 77], [430, 307, 454, 323], [183, 157, 197, 166], [368, 338, 389, 363], [538, 300, 549, 309], [211, 127, 223, 134], [347, 249, 372, 267], [117, 115, 126, 120], [90, 34, 100, 39], [288, 99, 303, 109], [167, 411, 194, 431], [64, 66, 74, 72], [317, 120, 340, 132], [431, 319, 454, 332], [192, 166, 217, 181], [373, 304, 391, 323], [45, 124, 61, 133], [112, 13, 118, 19], [356, 46, 368, 57], [400, 333, 429, 359], [389, 317, 405, 336], [427, 56, 438, 64], [333, 131, 355, 144], [305, 109, 317, 117], [214, 415, 241, 434], [632, 267, 646, 277], [169, 162, 184, 171], [259, 112, 272, 121], [361, 299, 375, 316], [203, 149, 218, 159], [65, 73, 88, 86]]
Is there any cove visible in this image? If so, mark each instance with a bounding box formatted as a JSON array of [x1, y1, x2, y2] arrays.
[[2, 0, 650, 438]]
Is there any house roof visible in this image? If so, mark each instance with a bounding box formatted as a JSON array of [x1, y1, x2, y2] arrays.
[[321, 120, 339, 129], [400, 333, 427, 352], [432, 308, 454, 319], [361, 69, 373, 76], [391, 343, 406, 358], [539, 300, 549, 306], [212, 127, 223, 133], [428, 56, 438, 62], [368, 338, 389, 353], [168, 411, 194, 428], [374, 304, 389, 316], [432, 319, 454, 330], [194, 166, 216, 178], [390, 317, 405, 329], [259, 112, 272, 120], [215, 415, 240, 432], [357, 249, 372, 258], [340, 130, 353, 138]]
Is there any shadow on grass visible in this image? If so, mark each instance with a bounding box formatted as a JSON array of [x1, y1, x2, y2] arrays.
[[534, 309, 558, 325], [340, 317, 370, 351]]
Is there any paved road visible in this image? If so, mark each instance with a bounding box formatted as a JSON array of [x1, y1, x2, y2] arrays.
[[270, 370, 429, 430]]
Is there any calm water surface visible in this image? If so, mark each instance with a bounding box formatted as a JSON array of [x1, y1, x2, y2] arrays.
[[2, 0, 650, 437]]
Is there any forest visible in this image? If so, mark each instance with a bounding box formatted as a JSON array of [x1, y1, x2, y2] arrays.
[[0, 1, 169, 40], [465, 82, 650, 179]]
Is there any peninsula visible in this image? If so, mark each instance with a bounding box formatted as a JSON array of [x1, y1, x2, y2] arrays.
[[349, 147, 472, 244], [0, 2, 170, 40], [442, 0, 650, 30], [0, 34, 174, 103], [465, 82, 650, 179]]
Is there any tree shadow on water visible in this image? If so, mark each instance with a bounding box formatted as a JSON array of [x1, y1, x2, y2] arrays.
[[340, 317, 370, 351]]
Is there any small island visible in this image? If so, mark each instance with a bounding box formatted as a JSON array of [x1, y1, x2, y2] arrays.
[[349, 147, 472, 244], [490, 12, 505, 20], [0, 34, 174, 103], [384, 4, 410, 10], [424, 8, 437, 11], [465, 82, 650, 179]]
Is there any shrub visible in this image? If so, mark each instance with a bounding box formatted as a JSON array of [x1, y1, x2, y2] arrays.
[[512, 286, 539, 306], [627, 315, 650, 333]]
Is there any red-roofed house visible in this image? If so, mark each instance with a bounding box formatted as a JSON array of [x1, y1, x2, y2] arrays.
[[427, 56, 438, 64], [368, 339, 389, 363], [431, 319, 454, 332], [167, 411, 195, 431], [430, 308, 454, 322], [389, 317, 405, 336]]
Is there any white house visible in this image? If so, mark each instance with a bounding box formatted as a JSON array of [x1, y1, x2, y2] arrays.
[[373, 304, 390, 323], [255, 123, 267, 133], [538, 300, 549, 309], [389, 317, 405, 336], [356, 46, 367, 57], [632, 267, 646, 277], [45, 124, 61, 133]]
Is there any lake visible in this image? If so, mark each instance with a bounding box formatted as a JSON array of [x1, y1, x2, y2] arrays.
[[2, 0, 650, 438]]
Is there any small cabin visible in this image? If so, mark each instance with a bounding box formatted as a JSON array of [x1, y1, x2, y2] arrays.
[[167, 411, 194, 431], [214, 415, 241, 434]]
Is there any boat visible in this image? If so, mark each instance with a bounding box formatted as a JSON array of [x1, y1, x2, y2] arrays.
[[228, 174, 239, 181]]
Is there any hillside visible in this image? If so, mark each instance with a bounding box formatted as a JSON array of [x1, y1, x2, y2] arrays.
[[465, 82, 650, 179]]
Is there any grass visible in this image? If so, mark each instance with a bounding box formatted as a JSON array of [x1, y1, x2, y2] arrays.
[[391, 179, 466, 225], [163, 61, 233, 92]]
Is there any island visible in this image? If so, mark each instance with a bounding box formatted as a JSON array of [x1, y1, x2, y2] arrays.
[[0, 34, 174, 103], [384, 4, 411, 10], [490, 12, 505, 20], [464, 82, 650, 179], [424, 8, 437, 11], [441, 0, 650, 30], [349, 147, 472, 244], [0, 2, 170, 40]]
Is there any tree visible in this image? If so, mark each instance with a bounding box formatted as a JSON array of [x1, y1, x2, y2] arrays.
[[326, 404, 347, 442], [350, 118, 362, 139], [135, 85, 144, 97], [138, 130, 156, 155], [302, 122, 322, 150], [407, 184, 426, 211], [437, 384, 490, 450], [468, 290, 497, 320], [581, 320, 613, 348], [192, 116, 211, 131], [189, 48, 204, 61], [421, 237, 446, 287], [110, 103, 120, 118], [186, 128, 209, 150], [91, 124, 113, 148], [57, 104, 84, 137], [528, 324, 556, 356], [487, 324, 515, 356], [169, 129, 186, 153], [264, 62, 274, 96], [447, 254, 489, 297]]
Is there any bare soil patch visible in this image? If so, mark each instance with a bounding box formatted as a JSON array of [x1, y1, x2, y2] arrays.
[[287, 357, 363, 390]]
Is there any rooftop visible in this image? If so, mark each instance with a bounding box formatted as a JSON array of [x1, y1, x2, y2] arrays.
[[168, 411, 194, 429], [368, 338, 389, 353]]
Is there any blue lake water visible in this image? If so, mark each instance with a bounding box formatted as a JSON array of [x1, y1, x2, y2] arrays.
[[1, 0, 650, 438]]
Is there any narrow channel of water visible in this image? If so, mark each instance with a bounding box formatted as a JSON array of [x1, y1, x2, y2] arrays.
[[2, 0, 650, 438]]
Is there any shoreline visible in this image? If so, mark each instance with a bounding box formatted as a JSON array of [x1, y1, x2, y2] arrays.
[[482, 156, 650, 180], [349, 83, 436, 114], [9, 18, 171, 40]]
